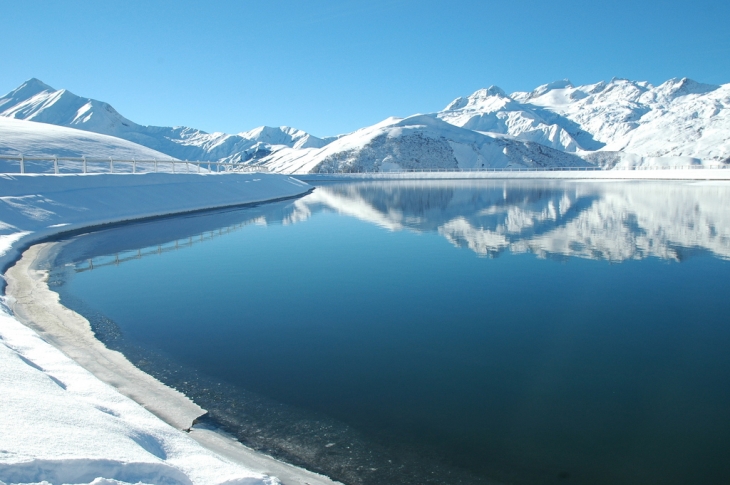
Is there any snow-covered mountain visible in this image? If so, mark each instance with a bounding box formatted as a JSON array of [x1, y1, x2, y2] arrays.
[[0, 78, 328, 163], [2, 77, 728, 173], [260, 115, 589, 174], [438, 78, 730, 168], [436, 84, 601, 153]]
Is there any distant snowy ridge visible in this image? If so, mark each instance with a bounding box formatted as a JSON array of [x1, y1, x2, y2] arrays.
[[261, 115, 590, 174], [0, 78, 329, 163], [438, 77, 730, 167]]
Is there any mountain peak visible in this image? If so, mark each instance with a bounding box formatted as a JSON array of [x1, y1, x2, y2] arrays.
[[1, 78, 55, 109], [657, 77, 720, 99], [444, 85, 510, 111], [530, 79, 573, 98], [472, 86, 507, 99], [21, 78, 54, 92]]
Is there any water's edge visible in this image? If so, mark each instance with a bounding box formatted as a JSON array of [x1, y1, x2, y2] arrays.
[[4, 240, 343, 485]]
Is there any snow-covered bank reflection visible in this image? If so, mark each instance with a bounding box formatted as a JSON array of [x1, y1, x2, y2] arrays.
[[293, 180, 730, 261]]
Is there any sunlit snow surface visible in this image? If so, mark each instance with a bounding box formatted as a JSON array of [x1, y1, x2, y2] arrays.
[[51, 181, 730, 485]]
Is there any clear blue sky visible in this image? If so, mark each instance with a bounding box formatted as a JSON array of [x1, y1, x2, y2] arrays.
[[3, 0, 729, 137]]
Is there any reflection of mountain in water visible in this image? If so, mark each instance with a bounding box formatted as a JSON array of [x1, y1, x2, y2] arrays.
[[293, 181, 730, 261], [54, 180, 730, 266]]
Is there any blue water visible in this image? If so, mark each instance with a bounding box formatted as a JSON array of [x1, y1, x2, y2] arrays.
[[51, 181, 730, 485]]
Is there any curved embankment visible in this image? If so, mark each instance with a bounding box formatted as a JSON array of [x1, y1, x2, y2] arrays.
[[0, 173, 341, 485], [0, 172, 312, 275], [6, 242, 203, 430]]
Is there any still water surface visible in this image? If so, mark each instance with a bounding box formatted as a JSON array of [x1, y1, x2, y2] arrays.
[[51, 181, 730, 485]]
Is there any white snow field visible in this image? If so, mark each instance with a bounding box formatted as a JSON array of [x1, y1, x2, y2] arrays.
[[0, 172, 329, 485]]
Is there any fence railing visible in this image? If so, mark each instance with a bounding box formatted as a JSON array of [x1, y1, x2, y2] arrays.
[[0, 155, 268, 175], [2, 155, 727, 176]]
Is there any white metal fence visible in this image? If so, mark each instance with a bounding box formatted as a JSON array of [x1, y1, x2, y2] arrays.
[[0, 155, 268, 174], [1, 155, 726, 176]]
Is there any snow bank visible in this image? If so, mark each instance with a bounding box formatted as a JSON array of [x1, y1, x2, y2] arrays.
[[0, 305, 278, 485], [0, 172, 313, 485]]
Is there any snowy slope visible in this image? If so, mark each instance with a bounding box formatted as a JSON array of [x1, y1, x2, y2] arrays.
[[436, 84, 600, 152], [440, 78, 730, 166], [0, 79, 328, 163], [0, 117, 172, 159], [261, 115, 590, 174]]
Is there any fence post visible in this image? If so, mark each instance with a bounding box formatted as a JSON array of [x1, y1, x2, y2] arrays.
[[154, 158, 158, 172], [197, 162, 201, 173], [132, 158, 136, 173], [54, 156, 58, 174], [186, 161, 189, 173], [82, 156, 87, 174], [172, 160, 175, 173], [109, 157, 114, 173], [20, 155, 24, 174]]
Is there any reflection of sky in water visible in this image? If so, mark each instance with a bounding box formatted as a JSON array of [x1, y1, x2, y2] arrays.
[[51, 180, 730, 485]]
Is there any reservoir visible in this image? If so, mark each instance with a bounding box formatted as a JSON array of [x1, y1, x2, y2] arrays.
[[49, 180, 730, 485]]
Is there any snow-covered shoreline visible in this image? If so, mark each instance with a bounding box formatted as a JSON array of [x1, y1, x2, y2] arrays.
[[0, 172, 311, 274], [0, 172, 344, 485]]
